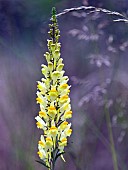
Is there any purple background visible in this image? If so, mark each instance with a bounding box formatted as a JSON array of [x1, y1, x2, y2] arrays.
[[0, 0, 128, 170]]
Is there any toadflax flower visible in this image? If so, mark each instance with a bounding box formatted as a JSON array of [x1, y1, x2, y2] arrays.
[[35, 7, 72, 170]]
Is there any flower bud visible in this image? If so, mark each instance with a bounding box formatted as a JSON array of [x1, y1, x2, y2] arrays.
[[57, 63, 64, 71], [53, 50, 60, 60], [51, 44, 56, 51], [48, 62, 53, 72], [44, 52, 50, 62]]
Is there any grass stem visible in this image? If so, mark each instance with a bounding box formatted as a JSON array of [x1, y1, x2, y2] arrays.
[[105, 106, 118, 170]]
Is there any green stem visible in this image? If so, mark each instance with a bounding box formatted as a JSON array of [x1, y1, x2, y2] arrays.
[[97, 52, 119, 170], [51, 161, 55, 170], [105, 106, 118, 170]]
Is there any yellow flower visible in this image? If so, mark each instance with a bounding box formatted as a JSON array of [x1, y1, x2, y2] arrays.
[[36, 97, 43, 104], [41, 78, 50, 90], [37, 149, 46, 160], [45, 137, 53, 149], [39, 111, 47, 119], [66, 129, 72, 137], [59, 121, 68, 130], [51, 71, 61, 83], [49, 126, 58, 137], [48, 106, 57, 118], [63, 123, 72, 137], [38, 140, 45, 148], [60, 87, 70, 96], [36, 122, 43, 129], [63, 110, 72, 119], [37, 81, 46, 94], [59, 138, 67, 147], [60, 101, 71, 113], [59, 95, 69, 104], [35, 116, 46, 130], [59, 76, 69, 84], [37, 151, 43, 159], [60, 83, 68, 89], [49, 87, 58, 101], [36, 91, 47, 106]]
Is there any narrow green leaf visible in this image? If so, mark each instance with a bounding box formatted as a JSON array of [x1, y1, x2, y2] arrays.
[[35, 160, 50, 168], [55, 152, 65, 162]]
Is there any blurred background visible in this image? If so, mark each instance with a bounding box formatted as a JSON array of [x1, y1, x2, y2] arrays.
[[0, 0, 128, 170]]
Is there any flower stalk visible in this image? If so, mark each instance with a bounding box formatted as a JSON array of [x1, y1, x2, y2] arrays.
[[35, 7, 72, 170]]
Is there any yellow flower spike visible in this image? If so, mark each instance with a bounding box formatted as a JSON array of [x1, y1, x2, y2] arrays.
[[35, 7, 72, 169]]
